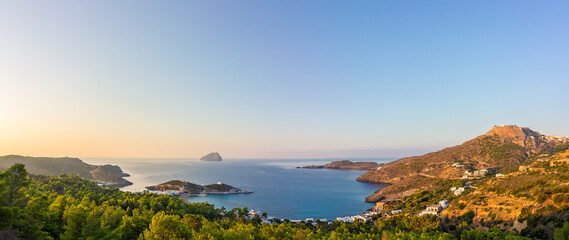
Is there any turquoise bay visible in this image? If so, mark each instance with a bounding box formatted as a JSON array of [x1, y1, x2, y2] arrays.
[[85, 158, 393, 220]]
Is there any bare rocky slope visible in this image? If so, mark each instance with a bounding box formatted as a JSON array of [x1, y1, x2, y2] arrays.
[[358, 125, 569, 202], [0, 155, 132, 187]]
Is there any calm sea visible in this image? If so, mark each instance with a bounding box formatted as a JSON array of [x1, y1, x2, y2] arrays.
[[84, 158, 394, 220]]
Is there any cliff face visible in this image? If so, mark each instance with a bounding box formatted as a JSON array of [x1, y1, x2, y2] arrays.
[[357, 125, 569, 202], [200, 152, 222, 161]]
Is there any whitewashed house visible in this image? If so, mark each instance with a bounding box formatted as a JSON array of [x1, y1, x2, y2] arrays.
[[419, 205, 443, 216], [391, 210, 402, 214], [439, 200, 449, 208]]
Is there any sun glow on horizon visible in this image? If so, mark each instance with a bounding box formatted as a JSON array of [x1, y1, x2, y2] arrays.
[[1, 1, 569, 159]]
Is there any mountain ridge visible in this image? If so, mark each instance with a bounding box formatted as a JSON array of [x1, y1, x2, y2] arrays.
[[358, 125, 569, 202]]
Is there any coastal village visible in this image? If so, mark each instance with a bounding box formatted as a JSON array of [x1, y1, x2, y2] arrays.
[[132, 128, 569, 238], [146, 156, 525, 227], [236, 128, 569, 238], [297, 159, 496, 224], [366, 161, 506, 221], [240, 208, 380, 225]]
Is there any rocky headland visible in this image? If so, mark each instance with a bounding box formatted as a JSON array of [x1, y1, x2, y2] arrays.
[[145, 180, 205, 194], [0, 155, 132, 187], [301, 160, 381, 170], [200, 152, 222, 161], [145, 180, 251, 195]]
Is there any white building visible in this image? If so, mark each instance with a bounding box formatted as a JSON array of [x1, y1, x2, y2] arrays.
[[354, 215, 371, 222], [336, 216, 355, 223], [438, 200, 449, 208], [419, 205, 443, 216], [452, 163, 466, 168], [451, 187, 465, 196]]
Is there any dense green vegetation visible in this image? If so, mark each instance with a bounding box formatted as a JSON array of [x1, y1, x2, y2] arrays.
[[0, 163, 562, 239]]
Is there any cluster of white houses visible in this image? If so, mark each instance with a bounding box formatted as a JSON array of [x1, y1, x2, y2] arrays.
[[450, 186, 466, 196], [245, 210, 278, 224], [336, 211, 377, 223], [451, 182, 472, 196], [451, 162, 492, 179], [462, 169, 488, 179], [245, 210, 334, 225]]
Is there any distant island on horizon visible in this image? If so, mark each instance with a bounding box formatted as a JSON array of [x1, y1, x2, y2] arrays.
[[200, 152, 222, 161]]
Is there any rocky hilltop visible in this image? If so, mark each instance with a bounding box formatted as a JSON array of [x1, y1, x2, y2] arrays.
[[200, 152, 222, 161], [145, 180, 204, 194], [358, 125, 569, 202], [0, 155, 132, 187], [301, 160, 381, 170]]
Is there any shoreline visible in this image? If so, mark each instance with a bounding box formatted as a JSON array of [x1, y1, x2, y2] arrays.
[[108, 159, 381, 220], [176, 191, 253, 202]]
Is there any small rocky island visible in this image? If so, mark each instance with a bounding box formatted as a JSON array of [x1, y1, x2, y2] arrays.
[[300, 160, 381, 171], [200, 152, 222, 161], [145, 180, 252, 196]]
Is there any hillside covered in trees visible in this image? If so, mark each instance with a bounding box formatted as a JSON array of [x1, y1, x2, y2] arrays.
[[3, 162, 569, 239], [0, 155, 132, 187]]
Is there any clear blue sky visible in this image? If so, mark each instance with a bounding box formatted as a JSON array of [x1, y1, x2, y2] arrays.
[[1, 1, 568, 158]]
